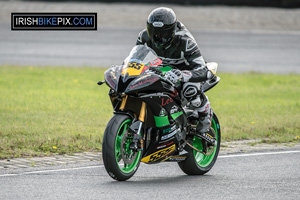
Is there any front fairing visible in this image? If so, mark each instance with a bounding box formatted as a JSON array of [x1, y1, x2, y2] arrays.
[[105, 45, 163, 93], [125, 73, 161, 94], [104, 65, 122, 91]]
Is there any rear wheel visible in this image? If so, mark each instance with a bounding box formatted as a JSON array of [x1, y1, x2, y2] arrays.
[[102, 114, 142, 181], [178, 112, 221, 175]]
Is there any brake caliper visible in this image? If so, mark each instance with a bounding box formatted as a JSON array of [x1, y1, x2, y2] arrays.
[[129, 133, 143, 152]]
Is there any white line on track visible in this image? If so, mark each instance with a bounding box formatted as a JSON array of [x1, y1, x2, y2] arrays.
[[0, 165, 103, 177], [0, 150, 299, 177], [218, 150, 300, 158]]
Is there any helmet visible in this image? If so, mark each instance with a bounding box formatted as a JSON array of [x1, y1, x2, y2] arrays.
[[147, 7, 177, 49]]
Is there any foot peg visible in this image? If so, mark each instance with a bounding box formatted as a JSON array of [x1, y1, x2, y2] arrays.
[[194, 128, 216, 147]]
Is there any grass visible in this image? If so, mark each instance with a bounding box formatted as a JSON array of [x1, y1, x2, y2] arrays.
[[207, 72, 300, 143], [0, 66, 300, 159], [0, 66, 111, 159]]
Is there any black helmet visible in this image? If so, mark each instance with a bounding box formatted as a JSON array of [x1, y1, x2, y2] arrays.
[[147, 7, 177, 49]]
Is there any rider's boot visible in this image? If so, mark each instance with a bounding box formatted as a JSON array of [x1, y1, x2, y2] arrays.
[[190, 96, 216, 147], [182, 82, 216, 147], [196, 112, 216, 147]]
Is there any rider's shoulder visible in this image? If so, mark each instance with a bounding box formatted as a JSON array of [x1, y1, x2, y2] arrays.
[[175, 21, 198, 49], [137, 29, 150, 44], [175, 21, 194, 38]]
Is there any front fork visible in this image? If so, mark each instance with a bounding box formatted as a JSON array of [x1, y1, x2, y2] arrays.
[[120, 95, 146, 151]]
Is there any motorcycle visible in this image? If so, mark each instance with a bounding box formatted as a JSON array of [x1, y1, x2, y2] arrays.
[[98, 45, 221, 181]]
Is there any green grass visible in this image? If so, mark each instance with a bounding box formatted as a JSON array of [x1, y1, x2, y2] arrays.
[[0, 66, 300, 159], [207, 72, 300, 143], [0, 66, 111, 159]]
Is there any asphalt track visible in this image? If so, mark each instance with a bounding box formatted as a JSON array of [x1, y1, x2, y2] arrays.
[[0, 150, 300, 200], [1, 22, 300, 74]]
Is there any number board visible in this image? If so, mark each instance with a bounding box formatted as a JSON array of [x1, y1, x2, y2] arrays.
[[122, 62, 145, 76]]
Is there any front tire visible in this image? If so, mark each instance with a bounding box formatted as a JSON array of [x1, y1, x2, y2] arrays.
[[178, 112, 221, 175], [102, 114, 142, 181]]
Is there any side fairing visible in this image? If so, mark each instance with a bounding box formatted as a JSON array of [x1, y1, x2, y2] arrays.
[[139, 92, 185, 128], [125, 74, 161, 94], [104, 66, 122, 91], [139, 92, 187, 164]]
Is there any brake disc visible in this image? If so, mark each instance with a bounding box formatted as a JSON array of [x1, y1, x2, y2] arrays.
[[121, 131, 138, 165]]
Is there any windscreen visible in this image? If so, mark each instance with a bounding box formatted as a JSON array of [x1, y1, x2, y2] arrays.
[[122, 45, 162, 76]]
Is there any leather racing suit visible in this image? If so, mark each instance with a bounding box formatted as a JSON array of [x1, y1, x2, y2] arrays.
[[136, 21, 213, 134]]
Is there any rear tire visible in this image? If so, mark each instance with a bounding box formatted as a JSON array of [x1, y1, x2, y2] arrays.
[[102, 114, 141, 181], [178, 112, 221, 175]]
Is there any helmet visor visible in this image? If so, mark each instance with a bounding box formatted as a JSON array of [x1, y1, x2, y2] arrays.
[[147, 24, 175, 48]]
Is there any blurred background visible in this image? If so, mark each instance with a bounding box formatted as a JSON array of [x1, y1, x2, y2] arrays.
[[0, 0, 300, 159], [0, 0, 300, 73]]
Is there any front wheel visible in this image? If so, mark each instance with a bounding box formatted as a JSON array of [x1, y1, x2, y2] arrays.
[[178, 112, 221, 175], [102, 114, 142, 181]]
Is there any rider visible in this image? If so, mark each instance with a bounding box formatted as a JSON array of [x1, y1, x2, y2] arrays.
[[136, 7, 216, 141]]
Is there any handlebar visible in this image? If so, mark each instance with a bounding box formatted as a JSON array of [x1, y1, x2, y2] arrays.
[[148, 67, 175, 87]]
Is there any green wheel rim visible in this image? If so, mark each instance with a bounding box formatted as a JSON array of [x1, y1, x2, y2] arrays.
[[193, 118, 219, 168], [115, 119, 141, 173]]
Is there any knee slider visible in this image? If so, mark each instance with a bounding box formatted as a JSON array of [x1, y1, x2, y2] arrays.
[[182, 83, 201, 107]]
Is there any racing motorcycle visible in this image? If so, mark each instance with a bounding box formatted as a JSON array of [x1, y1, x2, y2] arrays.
[[98, 45, 221, 181]]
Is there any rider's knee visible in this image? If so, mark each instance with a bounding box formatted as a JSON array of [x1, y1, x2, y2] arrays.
[[182, 82, 202, 108]]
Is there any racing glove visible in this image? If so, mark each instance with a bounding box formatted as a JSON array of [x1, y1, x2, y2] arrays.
[[164, 69, 183, 84], [182, 68, 216, 83]]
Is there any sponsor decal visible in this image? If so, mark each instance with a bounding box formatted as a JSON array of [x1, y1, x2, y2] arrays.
[[161, 129, 177, 140], [110, 71, 116, 80], [161, 97, 173, 106], [171, 90, 178, 98], [127, 62, 144, 70], [162, 127, 171, 134], [135, 74, 152, 82], [140, 58, 162, 73], [141, 144, 175, 163], [128, 75, 159, 91], [105, 74, 116, 88], [162, 125, 176, 134], [11, 13, 97, 31], [167, 156, 186, 161], [153, 21, 164, 27], [159, 137, 173, 144], [157, 141, 174, 150], [130, 83, 138, 90], [170, 105, 178, 114], [108, 172, 116, 178], [138, 76, 159, 86], [170, 125, 177, 132], [157, 144, 166, 150], [202, 133, 215, 143], [148, 58, 163, 67], [122, 62, 144, 76]]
